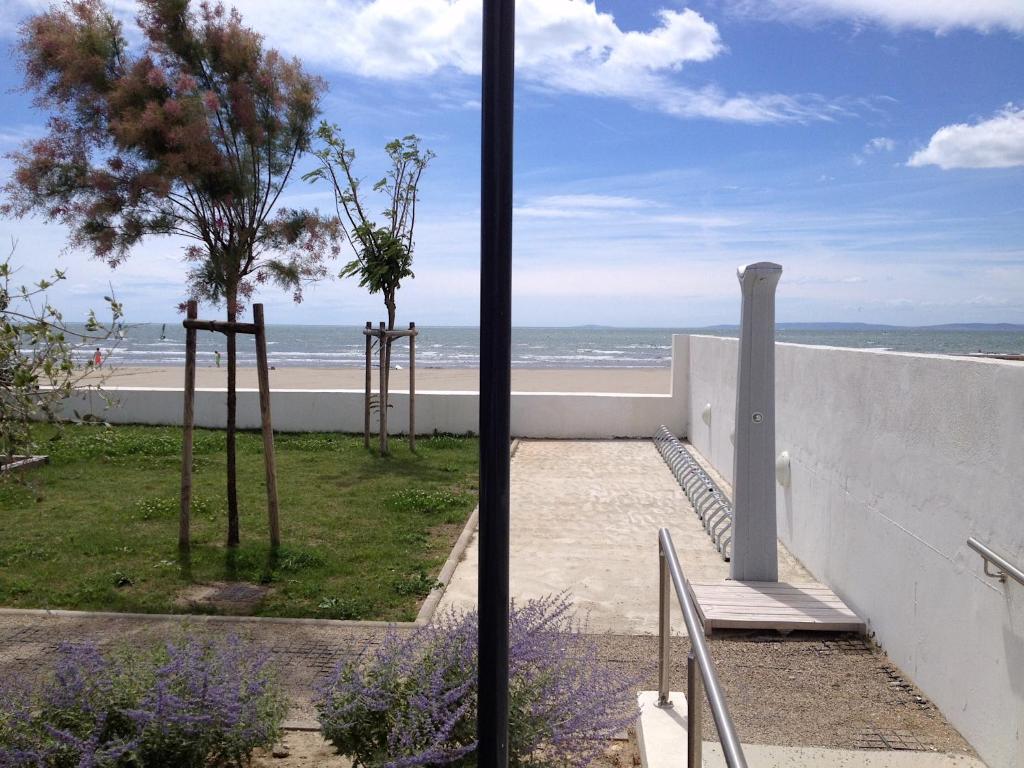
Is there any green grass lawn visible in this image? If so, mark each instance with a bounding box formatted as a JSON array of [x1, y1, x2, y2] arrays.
[[0, 425, 478, 621]]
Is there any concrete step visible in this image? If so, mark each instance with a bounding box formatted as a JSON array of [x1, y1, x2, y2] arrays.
[[637, 690, 693, 768]]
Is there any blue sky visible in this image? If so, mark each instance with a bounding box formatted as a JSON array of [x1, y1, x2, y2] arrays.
[[0, 0, 1022, 327]]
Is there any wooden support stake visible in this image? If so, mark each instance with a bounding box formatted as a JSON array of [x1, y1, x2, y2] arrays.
[[364, 321, 372, 449], [226, 312, 238, 548], [179, 300, 197, 551], [253, 304, 281, 549], [409, 322, 416, 452], [379, 321, 388, 455]]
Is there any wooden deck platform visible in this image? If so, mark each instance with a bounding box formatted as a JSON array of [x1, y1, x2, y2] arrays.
[[687, 580, 866, 635]]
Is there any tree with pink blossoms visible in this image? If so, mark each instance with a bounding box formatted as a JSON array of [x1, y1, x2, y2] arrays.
[[3, 0, 342, 547]]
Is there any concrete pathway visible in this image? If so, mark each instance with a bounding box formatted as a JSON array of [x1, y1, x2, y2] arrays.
[[437, 439, 809, 634]]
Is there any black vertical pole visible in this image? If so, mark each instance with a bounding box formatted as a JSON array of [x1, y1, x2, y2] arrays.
[[478, 0, 514, 765]]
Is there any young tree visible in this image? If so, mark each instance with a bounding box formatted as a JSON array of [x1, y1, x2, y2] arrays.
[[1, 244, 121, 472], [305, 124, 434, 428], [3, 0, 341, 545]]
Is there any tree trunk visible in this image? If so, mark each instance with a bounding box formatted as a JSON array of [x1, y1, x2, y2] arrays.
[[226, 286, 239, 548]]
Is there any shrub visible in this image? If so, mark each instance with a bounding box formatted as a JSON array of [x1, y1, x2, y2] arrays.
[[0, 254, 121, 469], [0, 636, 285, 767], [315, 595, 637, 767]]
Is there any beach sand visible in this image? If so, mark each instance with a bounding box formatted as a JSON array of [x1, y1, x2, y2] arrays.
[[87, 366, 672, 394]]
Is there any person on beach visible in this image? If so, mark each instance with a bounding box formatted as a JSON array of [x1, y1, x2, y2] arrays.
[[215, 350, 221, 368], [93, 347, 102, 367]]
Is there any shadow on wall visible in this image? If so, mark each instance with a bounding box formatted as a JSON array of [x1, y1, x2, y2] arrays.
[[1005, 598, 1024, 697]]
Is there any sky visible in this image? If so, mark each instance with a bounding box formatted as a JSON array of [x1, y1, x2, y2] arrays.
[[0, 0, 1022, 327]]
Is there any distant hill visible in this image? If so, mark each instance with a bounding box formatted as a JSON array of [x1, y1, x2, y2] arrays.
[[701, 322, 1024, 332], [924, 323, 1024, 332]]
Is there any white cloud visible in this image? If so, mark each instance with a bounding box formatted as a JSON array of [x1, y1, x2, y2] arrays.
[[0, 0, 842, 124], [733, 0, 1024, 33], [908, 105, 1024, 169], [514, 193, 741, 227], [515, 194, 661, 218], [852, 136, 895, 165], [863, 137, 895, 154]]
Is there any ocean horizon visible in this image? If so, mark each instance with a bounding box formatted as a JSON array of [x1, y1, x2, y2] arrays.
[[66, 323, 1024, 369]]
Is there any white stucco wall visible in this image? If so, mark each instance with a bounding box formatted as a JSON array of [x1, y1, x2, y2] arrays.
[[685, 334, 1024, 768], [65, 387, 684, 438]]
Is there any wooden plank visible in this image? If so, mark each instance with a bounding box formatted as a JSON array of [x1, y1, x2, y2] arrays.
[[691, 581, 835, 593], [693, 595, 855, 610], [690, 583, 852, 602], [700, 610, 860, 622], [362, 328, 417, 338], [689, 579, 866, 635], [701, 610, 861, 620], [699, 606, 857, 618], [183, 319, 258, 335], [692, 587, 848, 599], [0, 455, 48, 473], [705, 617, 863, 633], [700, 598, 851, 610], [698, 607, 859, 618]]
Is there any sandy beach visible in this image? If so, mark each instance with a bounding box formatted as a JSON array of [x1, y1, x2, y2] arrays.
[[88, 366, 672, 394]]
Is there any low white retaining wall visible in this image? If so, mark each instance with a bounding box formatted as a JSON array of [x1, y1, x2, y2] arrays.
[[65, 387, 682, 439], [63, 336, 690, 439], [684, 334, 1024, 768]]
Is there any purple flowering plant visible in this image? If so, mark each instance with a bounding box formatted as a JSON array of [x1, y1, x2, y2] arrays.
[[0, 635, 285, 768], [315, 594, 638, 767]]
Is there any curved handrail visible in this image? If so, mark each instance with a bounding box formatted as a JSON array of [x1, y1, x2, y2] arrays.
[[658, 527, 747, 767], [968, 537, 1024, 586]]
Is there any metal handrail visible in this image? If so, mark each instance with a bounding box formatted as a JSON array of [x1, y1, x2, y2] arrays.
[[968, 537, 1024, 586], [658, 528, 747, 768]]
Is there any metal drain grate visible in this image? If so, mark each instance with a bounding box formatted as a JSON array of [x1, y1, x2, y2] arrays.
[[811, 638, 874, 656], [879, 664, 933, 710], [853, 727, 930, 751]]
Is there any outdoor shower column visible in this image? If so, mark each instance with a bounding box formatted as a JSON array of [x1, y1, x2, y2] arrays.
[[731, 262, 782, 583]]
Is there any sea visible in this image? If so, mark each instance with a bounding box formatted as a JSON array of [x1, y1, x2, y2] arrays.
[[74, 324, 1024, 369]]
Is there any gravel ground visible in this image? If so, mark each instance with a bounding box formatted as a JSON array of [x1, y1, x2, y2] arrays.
[[592, 632, 975, 755]]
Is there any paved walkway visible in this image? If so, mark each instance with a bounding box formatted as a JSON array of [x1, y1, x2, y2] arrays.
[[437, 439, 809, 634]]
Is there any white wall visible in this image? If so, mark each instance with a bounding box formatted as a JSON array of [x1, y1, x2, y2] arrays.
[[685, 334, 1024, 768], [64, 335, 691, 439], [64, 387, 683, 439]]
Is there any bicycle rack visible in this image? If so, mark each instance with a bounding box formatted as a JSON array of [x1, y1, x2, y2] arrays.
[[653, 425, 733, 562]]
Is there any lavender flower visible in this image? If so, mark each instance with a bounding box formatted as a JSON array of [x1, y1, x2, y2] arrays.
[[0, 635, 285, 768], [316, 594, 638, 768]]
